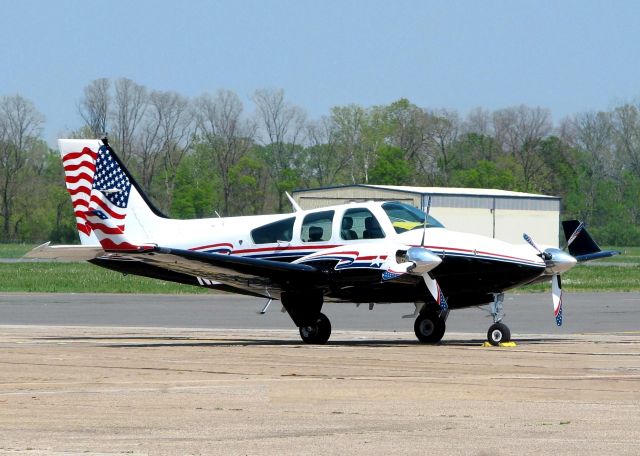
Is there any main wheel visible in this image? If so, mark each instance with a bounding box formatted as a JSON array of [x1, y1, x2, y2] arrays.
[[299, 312, 331, 344], [414, 312, 446, 343], [487, 322, 511, 346]]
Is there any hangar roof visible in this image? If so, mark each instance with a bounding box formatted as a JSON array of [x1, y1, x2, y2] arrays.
[[294, 184, 559, 200]]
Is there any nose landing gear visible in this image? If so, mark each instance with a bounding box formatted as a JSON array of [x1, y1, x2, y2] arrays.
[[487, 293, 511, 346]]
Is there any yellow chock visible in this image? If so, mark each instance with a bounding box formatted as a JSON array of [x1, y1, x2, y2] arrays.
[[481, 341, 518, 347]]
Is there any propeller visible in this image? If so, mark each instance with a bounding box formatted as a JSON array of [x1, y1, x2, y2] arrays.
[[552, 274, 563, 326], [414, 195, 448, 317], [522, 230, 579, 326], [424, 272, 448, 316]]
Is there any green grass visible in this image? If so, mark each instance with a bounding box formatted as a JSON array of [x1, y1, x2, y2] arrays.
[[0, 263, 210, 294], [0, 243, 39, 258], [0, 244, 638, 294], [598, 246, 640, 264], [1, 261, 637, 294], [521, 264, 640, 292]]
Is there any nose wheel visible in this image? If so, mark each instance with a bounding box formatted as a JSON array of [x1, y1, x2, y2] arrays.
[[487, 322, 511, 346], [487, 293, 511, 345]]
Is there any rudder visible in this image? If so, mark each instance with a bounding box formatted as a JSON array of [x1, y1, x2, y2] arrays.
[[59, 138, 165, 245]]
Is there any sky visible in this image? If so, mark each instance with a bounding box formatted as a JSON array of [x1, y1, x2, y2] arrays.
[[1, 0, 639, 145]]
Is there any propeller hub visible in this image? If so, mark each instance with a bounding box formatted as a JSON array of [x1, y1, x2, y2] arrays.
[[407, 247, 442, 275], [543, 248, 577, 274]]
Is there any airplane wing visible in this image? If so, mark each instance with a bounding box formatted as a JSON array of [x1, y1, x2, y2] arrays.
[[102, 246, 326, 295], [84, 209, 325, 296]]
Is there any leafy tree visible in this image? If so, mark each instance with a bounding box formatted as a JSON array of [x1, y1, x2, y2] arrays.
[[0, 95, 45, 241], [170, 147, 220, 219], [450, 159, 518, 190], [368, 145, 411, 185], [228, 151, 270, 215]]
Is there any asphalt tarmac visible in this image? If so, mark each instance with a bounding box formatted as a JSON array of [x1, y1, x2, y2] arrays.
[[1, 326, 639, 455], [1, 292, 639, 455], [0, 292, 639, 338]]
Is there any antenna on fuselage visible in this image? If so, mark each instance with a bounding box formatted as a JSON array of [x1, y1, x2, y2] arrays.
[[286, 192, 302, 212], [421, 195, 432, 247]]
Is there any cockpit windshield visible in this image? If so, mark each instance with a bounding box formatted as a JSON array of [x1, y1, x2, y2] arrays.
[[381, 201, 444, 234]]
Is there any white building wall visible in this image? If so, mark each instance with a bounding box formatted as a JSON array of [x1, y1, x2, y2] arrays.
[[430, 208, 494, 239], [495, 210, 559, 247], [429, 208, 559, 247]]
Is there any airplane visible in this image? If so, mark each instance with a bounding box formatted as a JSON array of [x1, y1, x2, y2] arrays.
[[28, 137, 619, 345]]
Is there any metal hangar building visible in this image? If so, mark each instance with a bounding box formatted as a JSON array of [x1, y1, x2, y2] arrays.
[[292, 184, 561, 247]]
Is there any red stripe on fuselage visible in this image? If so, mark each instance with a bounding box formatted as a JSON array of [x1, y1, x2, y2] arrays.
[[233, 244, 341, 254], [421, 244, 542, 265], [190, 243, 234, 251]]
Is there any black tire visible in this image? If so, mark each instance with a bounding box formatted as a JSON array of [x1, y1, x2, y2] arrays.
[[414, 312, 446, 343], [487, 322, 511, 346], [299, 312, 331, 344]]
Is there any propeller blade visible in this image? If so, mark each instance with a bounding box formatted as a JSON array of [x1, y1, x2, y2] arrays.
[[524, 233, 552, 260], [423, 273, 448, 316], [552, 274, 563, 326], [566, 221, 585, 248], [523, 233, 544, 255]]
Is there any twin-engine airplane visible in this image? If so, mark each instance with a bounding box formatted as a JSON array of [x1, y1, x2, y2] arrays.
[[29, 138, 618, 345]]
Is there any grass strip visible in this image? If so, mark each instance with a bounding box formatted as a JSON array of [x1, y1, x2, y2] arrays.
[[0, 262, 210, 294], [0, 262, 637, 294]]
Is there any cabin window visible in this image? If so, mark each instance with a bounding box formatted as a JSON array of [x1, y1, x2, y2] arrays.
[[251, 217, 295, 244], [340, 208, 385, 240], [301, 210, 334, 242], [382, 201, 444, 234]]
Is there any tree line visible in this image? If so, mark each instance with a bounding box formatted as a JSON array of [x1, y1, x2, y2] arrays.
[[1, 77, 639, 245]]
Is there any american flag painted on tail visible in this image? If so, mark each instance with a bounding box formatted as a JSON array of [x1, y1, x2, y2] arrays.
[[62, 143, 132, 237], [85, 210, 154, 252]]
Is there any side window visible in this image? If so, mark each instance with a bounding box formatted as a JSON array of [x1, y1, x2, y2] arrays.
[[341, 208, 385, 240], [301, 210, 334, 242], [251, 217, 295, 244]]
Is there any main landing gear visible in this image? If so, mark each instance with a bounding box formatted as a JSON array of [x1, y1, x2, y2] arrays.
[[414, 307, 447, 343], [299, 313, 331, 344], [280, 291, 332, 345], [487, 293, 511, 346]]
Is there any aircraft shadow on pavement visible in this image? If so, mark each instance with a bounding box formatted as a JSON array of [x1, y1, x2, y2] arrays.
[[34, 335, 570, 348]]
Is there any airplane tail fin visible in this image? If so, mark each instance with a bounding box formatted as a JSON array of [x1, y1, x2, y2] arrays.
[[85, 210, 155, 252], [59, 138, 167, 245], [562, 220, 620, 261]]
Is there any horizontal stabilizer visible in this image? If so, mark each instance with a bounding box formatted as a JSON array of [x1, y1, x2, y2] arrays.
[[562, 220, 620, 262], [22, 242, 104, 262], [573, 250, 620, 262]]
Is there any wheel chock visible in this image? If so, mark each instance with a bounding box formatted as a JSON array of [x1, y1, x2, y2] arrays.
[[481, 341, 518, 347]]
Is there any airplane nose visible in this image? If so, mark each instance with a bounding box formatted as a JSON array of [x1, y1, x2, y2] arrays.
[[407, 247, 442, 275], [543, 248, 577, 274]]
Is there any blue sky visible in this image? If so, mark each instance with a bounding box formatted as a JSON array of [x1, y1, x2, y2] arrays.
[[1, 0, 639, 144]]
